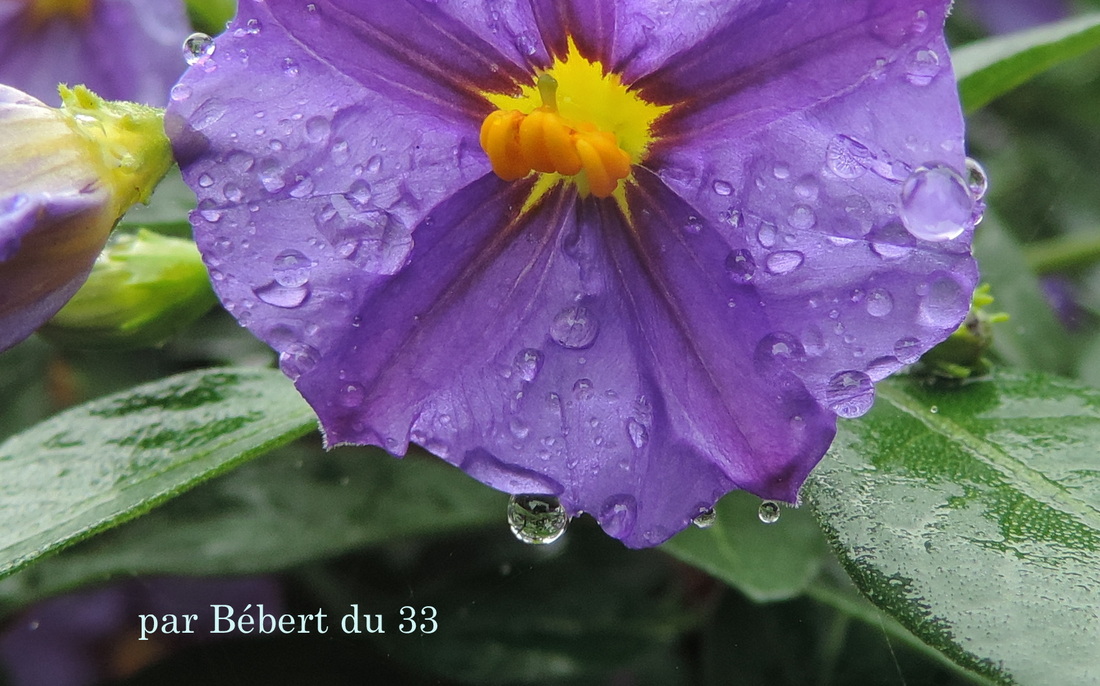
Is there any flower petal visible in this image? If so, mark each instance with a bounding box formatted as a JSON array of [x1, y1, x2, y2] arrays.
[[0, 0, 190, 106], [642, 0, 978, 411]]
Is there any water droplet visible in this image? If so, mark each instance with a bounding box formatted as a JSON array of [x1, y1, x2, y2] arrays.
[[758, 500, 781, 524], [223, 183, 243, 203], [278, 342, 319, 380], [899, 165, 973, 242], [305, 116, 331, 142], [600, 495, 637, 539], [197, 173, 214, 188], [965, 157, 988, 200], [894, 337, 922, 364], [919, 276, 968, 327], [258, 159, 286, 193], [772, 163, 791, 180], [272, 249, 311, 287], [826, 370, 875, 418], [514, 32, 537, 56], [169, 83, 192, 102], [866, 288, 894, 317], [254, 281, 310, 308], [366, 155, 383, 173], [339, 383, 365, 407], [754, 332, 806, 373], [787, 204, 816, 230], [507, 495, 568, 544], [905, 48, 941, 86], [794, 175, 819, 200], [929, 405, 939, 414], [283, 57, 300, 77], [912, 9, 930, 33], [289, 174, 314, 198], [513, 348, 543, 382], [572, 378, 594, 399], [509, 417, 530, 440], [869, 221, 915, 260], [826, 135, 872, 179], [330, 139, 350, 165], [766, 250, 804, 275], [724, 249, 756, 284], [626, 418, 649, 448], [550, 306, 599, 349], [683, 216, 703, 234], [712, 180, 733, 196], [757, 222, 777, 247], [182, 33, 215, 66], [692, 508, 717, 528]]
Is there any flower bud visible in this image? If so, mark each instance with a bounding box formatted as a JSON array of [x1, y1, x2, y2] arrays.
[[41, 229, 216, 349], [0, 84, 173, 352]]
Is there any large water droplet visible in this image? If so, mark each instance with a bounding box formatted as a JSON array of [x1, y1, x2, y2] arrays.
[[182, 33, 215, 66], [513, 348, 543, 382], [278, 343, 319, 380], [507, 495, 568, 544], [550, 306, 599, 349], [758, 500, 781, 524], [865, 288, 894, 317], [826, 370, 875, 418], [919, 276, 968, 327], [766, 251, 804, 275], [900, 164, 973, 241], [724, 249, 756, 284], [272, 249, 311, 287], [254, 281, 310, 308], [905, 48, 941, 86], [600, 495, 638, 539], [692, 508, 717, 528], [826, 135, 872, 179]]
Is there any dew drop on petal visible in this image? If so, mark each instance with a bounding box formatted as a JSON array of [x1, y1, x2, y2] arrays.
[[682, 216, 703, 234], [826, 135, 871, 179], [724, 249, 755, 284], [758, 500, 781, 524], [692, 507, 717, 529], [170, 83, 192, 102], [278, 342, 319, 380], [757, 222, 777, 247], [919, 276, 968, 328], [283, 57, 300, 77], [182, 32, 215, 66], [339, 383, 365, 408], [894, 337, 922, 364], [507, 494, 568, 544], [826, 370, 875, 418], [253, 281, 310, 308], [626, 418, 649, 448], [272, 249, 311, 287], [550, 306, 599, 349], [600, 495, 638, 539], [766, 250, 804, 275], [513, 348, 543, 382], [754, 332, 806, 373], [869, 221, 915, 260], [788, 204, 816, 230], [712, 180, 733, 196], [900, 165, 973, 241], [572, 378, 594, 399], [905, 48, 941, 86], [865, 288, 894, 317]]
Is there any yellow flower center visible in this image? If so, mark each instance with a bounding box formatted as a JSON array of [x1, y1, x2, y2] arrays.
[[24, 0, 93, 26], [480, 40, 670, 210]]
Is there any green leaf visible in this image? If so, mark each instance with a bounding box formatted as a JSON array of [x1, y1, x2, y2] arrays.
[[0, 367, 316, 580], [661, 490, 830, 602], [804, 371, 1100, 685], [954, 12, 1100, 113], [118, 166, 196, 237], [0, 443, 505, 612], [973, 212, 1074, 375]]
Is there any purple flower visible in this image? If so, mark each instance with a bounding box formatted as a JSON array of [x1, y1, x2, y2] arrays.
[[167, 0, 979, 547], [0, 0, 191, 106], [0, 84, 173, 353], [967, 0, 1071, 34]]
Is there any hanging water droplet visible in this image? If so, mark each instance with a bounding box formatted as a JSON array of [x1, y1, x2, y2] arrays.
[[905, 48, 941, 86], [758, 500, 781, 524], [692, 508, 717, 529], [965, 157, 988, 200], [550, 305, 599, 349], [507, 494, 568, 544], [253, 281, 310, 308], [826, 370, 875, 418], [766, 250, 804, 275], [724, 249, 756, 284], [513, 348, 543, 382], [900, 165, 973, 241], [183, 33, 215, 66], [600, 495, 638, 539]]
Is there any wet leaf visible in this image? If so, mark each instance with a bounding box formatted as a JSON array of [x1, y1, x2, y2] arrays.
[[955, 12, 1100, 112], [0, 367, 316, 580], [804, 371, 1100, 685]]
